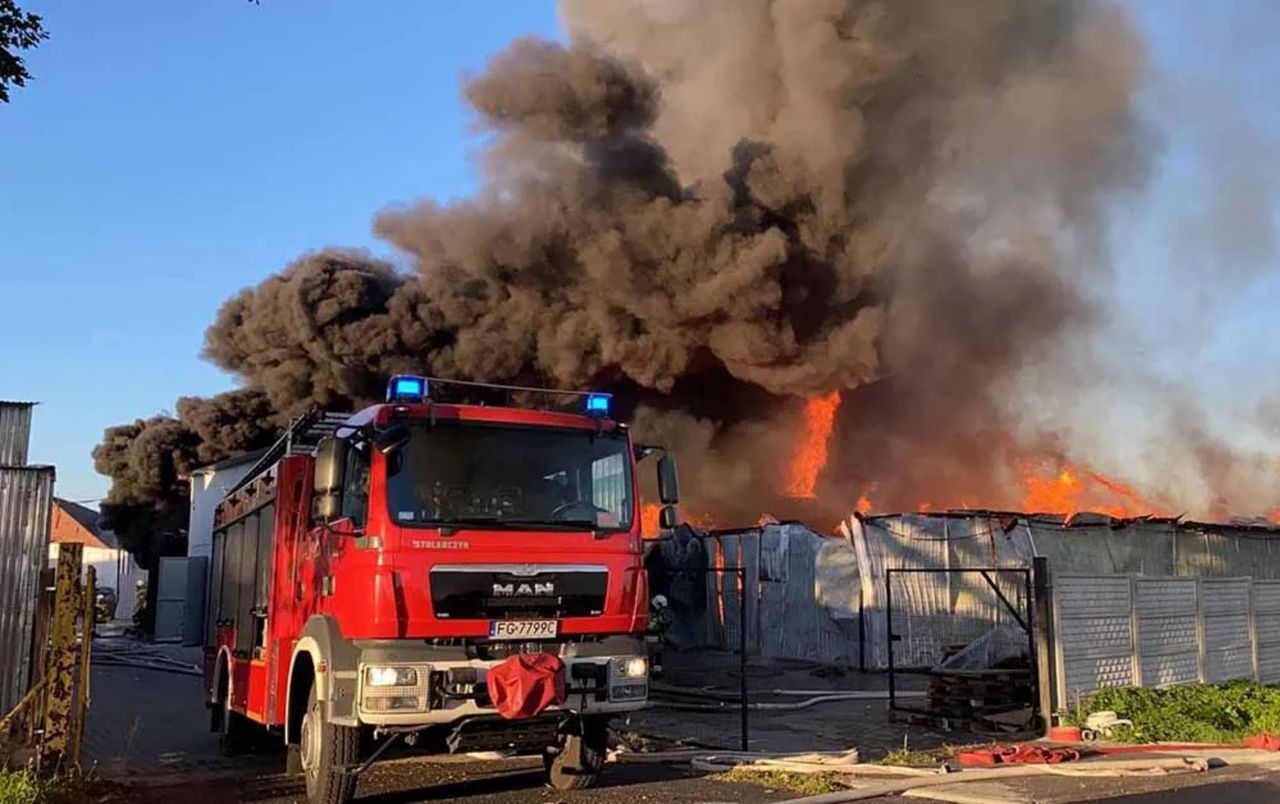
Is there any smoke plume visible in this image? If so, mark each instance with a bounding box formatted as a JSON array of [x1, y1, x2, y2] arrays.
[[95, 0, 1276, 545]]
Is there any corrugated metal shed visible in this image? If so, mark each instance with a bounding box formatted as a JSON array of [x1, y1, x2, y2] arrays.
[[0, 402, 35, 466], [0, 465, 55, 712]]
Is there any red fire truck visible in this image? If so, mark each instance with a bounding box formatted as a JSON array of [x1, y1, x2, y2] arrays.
[[202, 376, 679, 804]]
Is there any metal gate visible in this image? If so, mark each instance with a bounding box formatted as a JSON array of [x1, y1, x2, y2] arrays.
[[886, 566, 1042, 732]]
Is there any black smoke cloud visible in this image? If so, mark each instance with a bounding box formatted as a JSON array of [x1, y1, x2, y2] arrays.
[[99, 0, 1189, 545]]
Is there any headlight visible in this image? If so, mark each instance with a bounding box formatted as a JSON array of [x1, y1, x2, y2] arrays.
[[365, 666, 419, 687], [614, 657, 648, 678]]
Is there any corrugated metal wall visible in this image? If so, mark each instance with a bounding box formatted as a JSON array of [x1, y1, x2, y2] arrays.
[[0, 403, 34, 466], [0, 466, 55, 712]]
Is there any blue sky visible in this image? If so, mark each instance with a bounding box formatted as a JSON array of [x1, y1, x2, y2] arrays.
[[1, 1, 1277, 504], [0, 1, 561, 501]]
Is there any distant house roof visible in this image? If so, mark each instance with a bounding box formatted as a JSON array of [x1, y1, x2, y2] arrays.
[[51, 498, 120, 550], [195, 448, 270, 475]]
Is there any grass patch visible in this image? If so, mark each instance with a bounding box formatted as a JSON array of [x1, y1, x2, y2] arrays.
[[880, 747, 941, 767], [713, 767, 844, 795], [1064, 681, 1280, 744], [879, 741, 970, 766], [0, 766, 64, 804]]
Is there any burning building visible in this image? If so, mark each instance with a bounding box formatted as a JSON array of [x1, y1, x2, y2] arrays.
[[652, 510, 1280, 724]]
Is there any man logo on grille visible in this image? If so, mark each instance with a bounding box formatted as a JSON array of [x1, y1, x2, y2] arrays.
[[492, 582, 555, 596]]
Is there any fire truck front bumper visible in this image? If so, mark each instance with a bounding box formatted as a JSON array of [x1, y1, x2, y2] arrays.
[[350, 638, 649, 727]]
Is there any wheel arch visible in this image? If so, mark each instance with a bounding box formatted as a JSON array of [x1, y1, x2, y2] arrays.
[[285, 615, 354, 744], [211, 645, 234, 705]]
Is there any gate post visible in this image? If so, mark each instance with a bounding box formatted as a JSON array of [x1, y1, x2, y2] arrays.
[[41, 542, 82, 769], [1031, 557, 1054, 735]]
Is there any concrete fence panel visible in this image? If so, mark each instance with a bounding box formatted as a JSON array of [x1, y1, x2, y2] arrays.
[[1133, 578, 1200, 687], [1255, 581, 1280, 683], [1054, 574, 1280, 707], [1200, 578, 1253, 683], [1053, 575, 1135, 708]]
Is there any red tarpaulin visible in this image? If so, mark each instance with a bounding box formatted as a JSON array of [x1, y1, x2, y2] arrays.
[[486, 653, 567, 720]]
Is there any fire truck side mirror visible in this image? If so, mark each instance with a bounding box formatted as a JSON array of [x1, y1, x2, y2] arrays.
[[659, 504, 679, 529], [657, 454, 680, 504], [313, 436, 348, 522], [374, 422, 412, 455]]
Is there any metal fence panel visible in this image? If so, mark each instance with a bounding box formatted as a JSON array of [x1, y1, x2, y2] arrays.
[[1054, 576, 1135, 707], [1254, 581, 1280, 683], [1201, 578, 1253, 683], [0, 465, 55, 712], [0, 403, 34, 466], [1134, 578, 1200, 687]]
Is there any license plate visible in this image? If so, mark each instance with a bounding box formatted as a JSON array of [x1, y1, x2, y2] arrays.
[[489, 620, 559, 640]]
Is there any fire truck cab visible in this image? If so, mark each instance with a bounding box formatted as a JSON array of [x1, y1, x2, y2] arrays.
[[202, 377, 679, 804]]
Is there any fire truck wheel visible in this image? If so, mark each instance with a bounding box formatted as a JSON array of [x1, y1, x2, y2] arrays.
[[219, 697, 255, 756], [300, 685, 359, 804], [544, 715, 607, 790]]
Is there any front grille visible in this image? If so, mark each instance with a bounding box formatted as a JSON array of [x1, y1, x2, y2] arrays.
[[430, 567, 607, 619]]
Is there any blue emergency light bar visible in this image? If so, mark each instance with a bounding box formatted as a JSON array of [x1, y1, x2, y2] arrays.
[[585, 393, 611, 417], [387, 375, 429, 402], [384, 375, 613, 417]]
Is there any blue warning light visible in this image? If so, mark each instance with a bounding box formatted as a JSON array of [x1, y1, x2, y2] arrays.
[[387, 375, 428, 402], [585, 393, 611, 417]]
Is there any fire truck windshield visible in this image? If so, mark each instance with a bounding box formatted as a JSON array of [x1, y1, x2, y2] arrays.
[[384, 422, 633, 531]]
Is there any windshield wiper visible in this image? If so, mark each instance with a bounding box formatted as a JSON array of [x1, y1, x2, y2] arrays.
[[425, 516, 600, 533], [496, 518, 599, 532]]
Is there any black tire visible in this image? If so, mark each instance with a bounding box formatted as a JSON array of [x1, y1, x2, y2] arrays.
[[219, 694, 256, 756], [299, 683, 359, 804], [544, 715, 608, 791]]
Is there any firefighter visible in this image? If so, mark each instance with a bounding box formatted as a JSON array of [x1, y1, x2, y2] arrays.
[[647, 594, 673, 678]]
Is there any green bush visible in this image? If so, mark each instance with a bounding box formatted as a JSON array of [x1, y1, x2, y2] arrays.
[[1065, 681, 1280, 744]]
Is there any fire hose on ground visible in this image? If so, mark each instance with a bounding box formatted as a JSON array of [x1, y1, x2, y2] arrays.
[[775, 756, 1216, 803], [649, 680, 923, 712], [90, 644, 203, 677], [612, 748, 1238, 803], [612, 739, 1280, 803]]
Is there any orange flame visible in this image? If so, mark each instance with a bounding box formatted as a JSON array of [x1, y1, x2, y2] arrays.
[[641, 501, 717, 536], [1020, 462, 1164, 518], [641, 502, 662, 537], [785, 392, 841, 499]]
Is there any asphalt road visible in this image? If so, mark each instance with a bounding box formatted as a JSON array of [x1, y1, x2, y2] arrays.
[[100, 754, 1280, 804], [105, 756, 791, 804]]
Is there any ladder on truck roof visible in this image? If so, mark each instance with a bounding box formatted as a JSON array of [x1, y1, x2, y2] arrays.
[[224, 408, 351, 496]]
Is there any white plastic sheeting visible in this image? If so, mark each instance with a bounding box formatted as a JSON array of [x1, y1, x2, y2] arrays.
[[847, 514, 1036, 670], [694, 525, 860, 666]]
